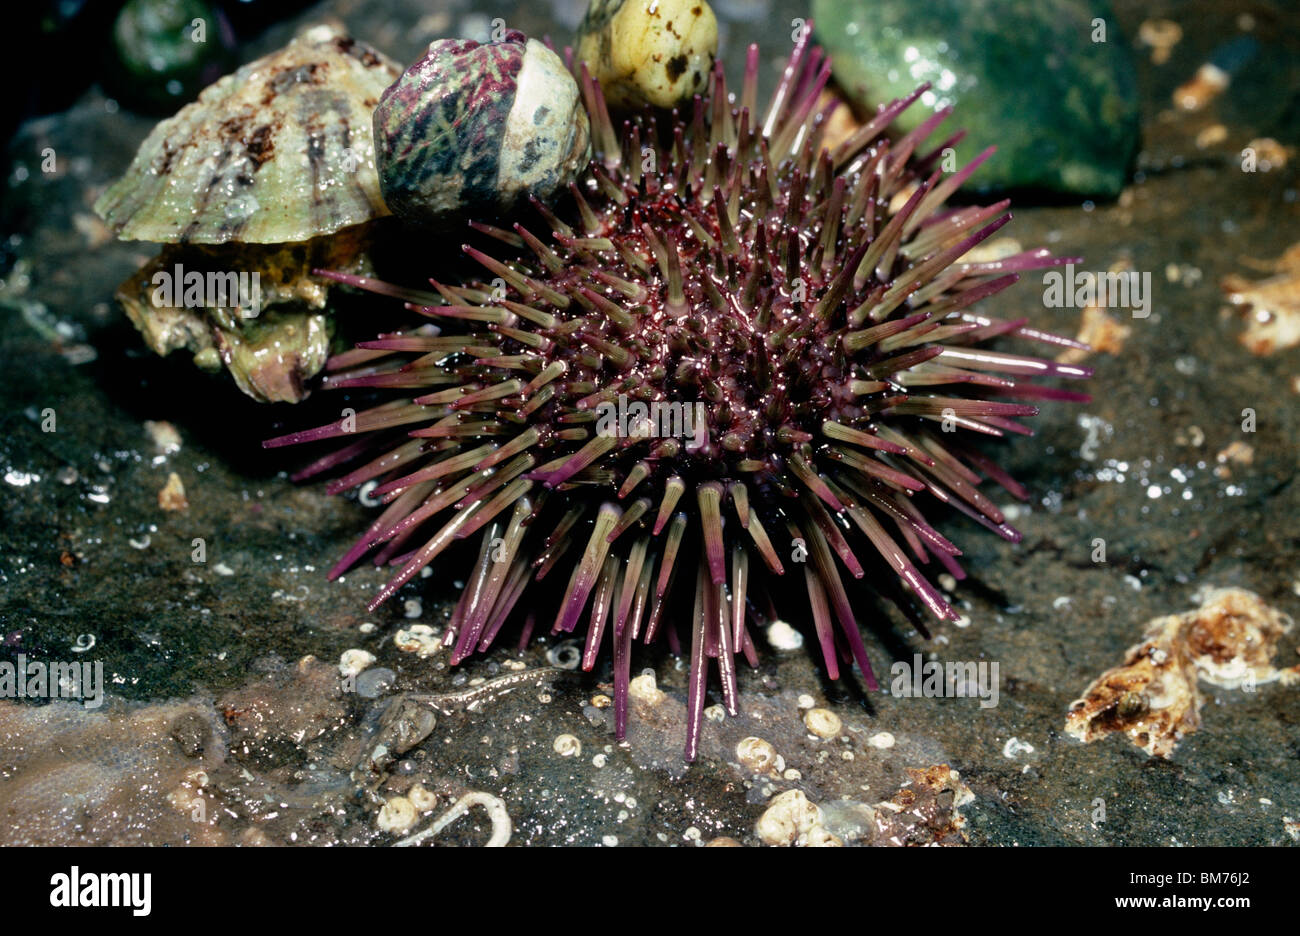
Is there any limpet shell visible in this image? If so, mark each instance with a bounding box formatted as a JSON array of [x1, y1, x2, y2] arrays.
[[373, 30, 591, 230], [94, 24, 400, 244]]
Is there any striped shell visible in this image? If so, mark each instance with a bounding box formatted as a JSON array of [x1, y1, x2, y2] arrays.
[[373, 30, 591, 230], [94, 24, 400, 245]]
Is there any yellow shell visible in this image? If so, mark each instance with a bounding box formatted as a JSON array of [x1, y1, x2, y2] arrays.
[[575, 0, 718, 110], [94, 24, 401, 245]]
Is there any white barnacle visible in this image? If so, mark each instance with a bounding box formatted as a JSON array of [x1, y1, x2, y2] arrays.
[[553, 733, 582, 757], [803, 708, 842, 739]]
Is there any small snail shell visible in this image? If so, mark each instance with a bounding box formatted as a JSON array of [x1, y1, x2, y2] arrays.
[[374, 30, 591, 230], [575, 0, 718, 110]]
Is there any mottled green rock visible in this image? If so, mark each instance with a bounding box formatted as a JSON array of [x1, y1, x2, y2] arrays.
[[813, 0, 1140, 197]]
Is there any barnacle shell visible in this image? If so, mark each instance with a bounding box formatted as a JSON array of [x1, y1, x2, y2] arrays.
[[373, 30, 591, 230], [1066, 588, 1298, 757], [1222, 244, 1300, 356], [214, 309, 332, 404], [94, 24, 400, 244], [575, 0, 718, 110]]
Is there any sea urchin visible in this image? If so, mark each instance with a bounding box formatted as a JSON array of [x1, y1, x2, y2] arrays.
[[265, 28, 1091, 760]]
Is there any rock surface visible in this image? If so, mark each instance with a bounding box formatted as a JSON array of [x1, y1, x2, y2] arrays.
[[1, 0, 1297, 846]]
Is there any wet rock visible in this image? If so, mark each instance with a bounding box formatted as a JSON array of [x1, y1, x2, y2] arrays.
[[813, 0, 1140, 196], [0, 697, 228, 845], [355, 667, 396, 699], [169, 709, 211, 757], [867, 765, 973, 846], [216, 655, 351, 754]]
